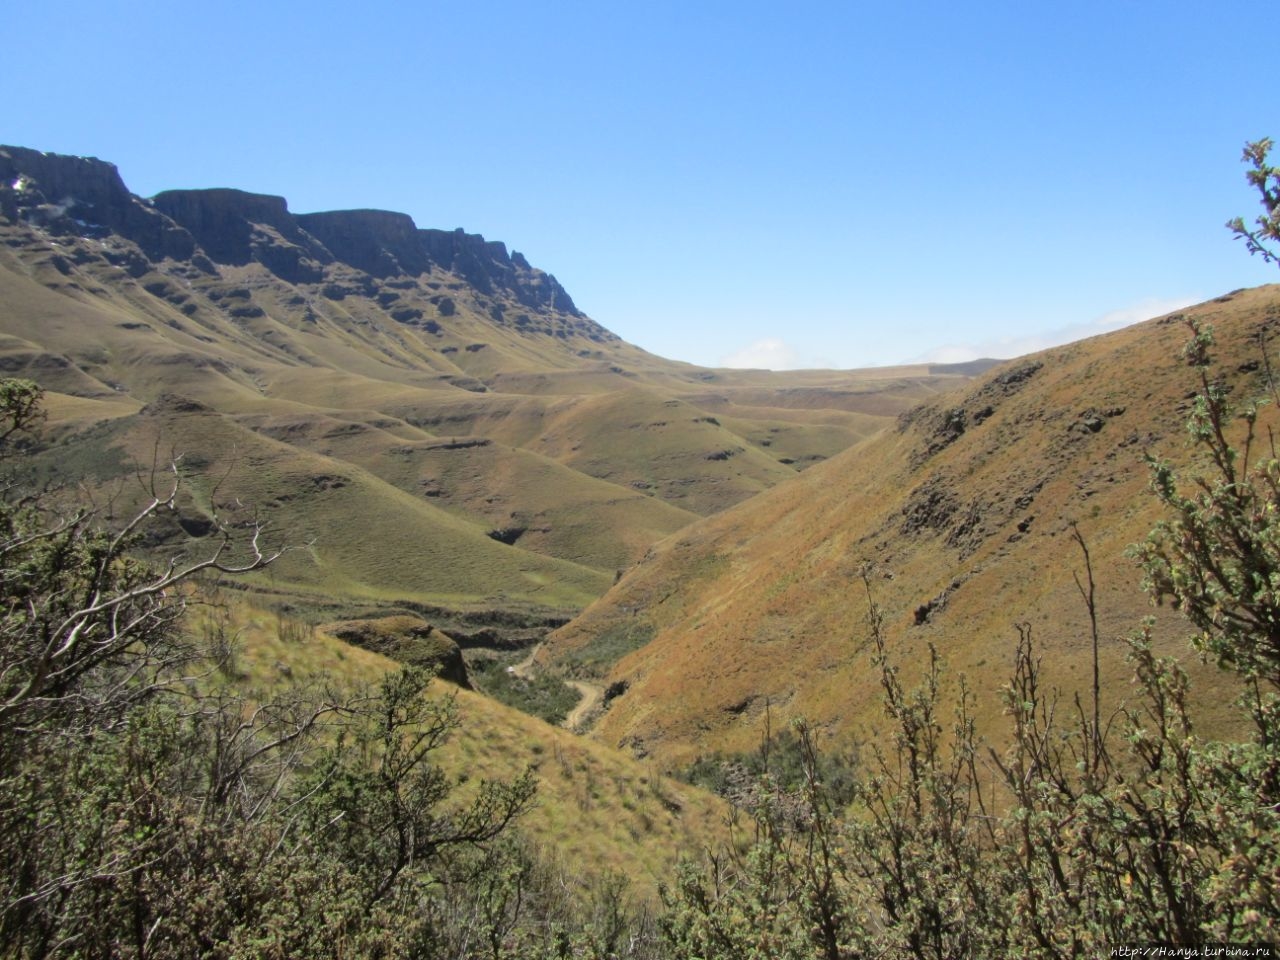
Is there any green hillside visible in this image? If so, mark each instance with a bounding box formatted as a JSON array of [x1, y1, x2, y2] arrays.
[[0, 145, 979, 624]]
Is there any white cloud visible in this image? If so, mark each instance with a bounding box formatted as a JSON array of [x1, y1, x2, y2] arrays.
[[1090, 296, 1201, 331], [720, 337, 806, 370], [908, 295, 1202, 365]]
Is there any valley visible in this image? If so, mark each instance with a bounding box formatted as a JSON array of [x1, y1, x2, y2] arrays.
[[4, 142, 1279, 954], [4, 143, 1275, 770], [0, 144, 980, 648], [544, 285, 1280, 765]]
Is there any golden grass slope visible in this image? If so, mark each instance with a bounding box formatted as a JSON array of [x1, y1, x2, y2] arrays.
[[543, 285, 1280, 769]]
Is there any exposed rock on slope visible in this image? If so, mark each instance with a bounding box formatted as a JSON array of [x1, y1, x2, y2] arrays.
[[151, 188, 332, 281], [0, 143, 982, 619], [543, 286, 1280, 766], [0, 145, 195, 262], [326, 615, 472, 688]]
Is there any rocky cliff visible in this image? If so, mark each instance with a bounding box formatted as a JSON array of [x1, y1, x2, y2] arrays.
[[0, 145, 196, 262], [1, 145, 583, 323]]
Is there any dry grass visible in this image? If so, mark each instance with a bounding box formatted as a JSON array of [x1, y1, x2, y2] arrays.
[[546, 286, 1280, 768], [188, 593, 730, 900], [0, 221, 977, 618]]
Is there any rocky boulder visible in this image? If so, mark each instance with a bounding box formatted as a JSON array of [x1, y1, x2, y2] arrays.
[[326, 615, 471, 688]]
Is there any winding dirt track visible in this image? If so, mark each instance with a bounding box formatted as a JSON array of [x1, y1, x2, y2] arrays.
[[562, 680, 602, 731], [509, 645, 540, 680], [510, 645, 602, 731]]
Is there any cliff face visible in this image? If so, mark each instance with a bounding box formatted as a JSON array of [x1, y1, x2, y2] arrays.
[[418, 228, 579, 315], [296, 209, 428, 278], [151, 188, 332, 282], [0, 146, 196, 262], [1, 145, 583, 323]]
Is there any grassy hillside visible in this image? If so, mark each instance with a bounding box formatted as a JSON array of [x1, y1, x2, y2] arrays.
[[0, 158, 979, 623], [542, 285, 1280, 768], [23, 394, 612, 611], [204, 595, 731, 900]]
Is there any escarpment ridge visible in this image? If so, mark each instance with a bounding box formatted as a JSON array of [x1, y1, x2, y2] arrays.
[[0, 144, 980, 625]]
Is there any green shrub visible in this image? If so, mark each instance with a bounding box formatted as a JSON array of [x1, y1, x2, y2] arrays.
[[470, 654, 583, 725], [659, 323, 1280, 957]]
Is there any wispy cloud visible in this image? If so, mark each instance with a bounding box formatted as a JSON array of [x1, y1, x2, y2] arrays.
[[908, 295, 1201, 364], [721, 338, 806, 370], [1089, 296, 1202, 331]]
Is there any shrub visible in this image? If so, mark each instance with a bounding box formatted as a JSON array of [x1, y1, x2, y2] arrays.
[[659, 325, 1280, 957], [0, 380, 552, 958]]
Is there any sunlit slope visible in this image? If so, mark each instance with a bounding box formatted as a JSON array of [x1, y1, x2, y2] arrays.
[[398, 375, 967, 517], [30, 397, 611, 609], [241, 407, 701, 571], [0, 230, 979, 593], [0, 248, 777, 580], [0, 149, 985, 616], [543, 285, 1280, 767], [218, 598, 732, 899]]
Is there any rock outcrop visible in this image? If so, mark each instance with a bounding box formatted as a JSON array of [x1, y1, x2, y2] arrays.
[[419, 228, 580, 315], [0, 145, 195, 261], [1, 144, 583, 322], [297, 209, 428, 278], [152, 188, 332, 282], [325, 616, 472, 688]]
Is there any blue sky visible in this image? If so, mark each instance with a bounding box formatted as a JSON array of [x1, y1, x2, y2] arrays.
[[4, 1, 1275, 368]]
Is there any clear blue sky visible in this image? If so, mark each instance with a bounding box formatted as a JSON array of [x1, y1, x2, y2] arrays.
[[4, 1, 1275, 368]]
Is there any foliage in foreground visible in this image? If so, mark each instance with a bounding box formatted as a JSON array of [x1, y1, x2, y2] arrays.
[[1228, 137, 1280, 267], [0, 380, 658, 959], [659, 320, 1280, 958]]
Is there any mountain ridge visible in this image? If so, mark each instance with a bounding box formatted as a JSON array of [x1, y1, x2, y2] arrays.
[[0, 144, 981, 626], [2, 144, 587, 328], [541, 284, 1280, 766]]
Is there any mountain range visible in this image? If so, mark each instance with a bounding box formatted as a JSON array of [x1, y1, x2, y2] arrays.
[[0, 145, 980, 640]]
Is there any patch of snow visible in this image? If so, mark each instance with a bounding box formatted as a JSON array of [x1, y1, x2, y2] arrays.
[[10, 176, 29, 192]]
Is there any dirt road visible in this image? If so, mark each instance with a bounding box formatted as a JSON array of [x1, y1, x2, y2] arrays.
[[563, 680, 602, 731], [510, 644, 602, 731], [510, 644, 539, 679]]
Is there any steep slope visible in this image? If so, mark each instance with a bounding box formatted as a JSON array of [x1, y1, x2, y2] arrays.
[[0, 144, 981, 621], [195, 597, 733, 900], [542, 285, 1280, 767]]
